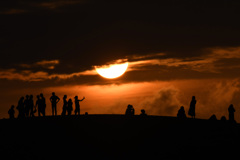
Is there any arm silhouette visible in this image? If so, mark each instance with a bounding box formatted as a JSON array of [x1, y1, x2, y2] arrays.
[[79, 97, 85, 101]]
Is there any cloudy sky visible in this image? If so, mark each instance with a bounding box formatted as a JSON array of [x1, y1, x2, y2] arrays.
[[1, 0, 240, 121]]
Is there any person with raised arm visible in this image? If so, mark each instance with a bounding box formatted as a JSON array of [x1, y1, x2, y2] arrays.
[[74, 96, 85, 115]]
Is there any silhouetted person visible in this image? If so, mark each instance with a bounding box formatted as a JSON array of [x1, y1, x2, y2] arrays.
[[16, 97, 25, 118], [209, 114, 217, 121], [29, 95, 35, 117], [140, 109, 147, 117], [50, 92, 60, 116], [67, 99, 73, 115], [188, 96, 196, 119], [74, 96, 85, 115], [220, 116, 227, 122], [177, 106, 186, 119], [61, 95, 67, 116], [40, 93, 46, 116], [24, 95, 30, 117], [35, 95, 41, 116], [8, 105, 15, 119], [125, 104, 134, 116], [228, 104, 235, 122]]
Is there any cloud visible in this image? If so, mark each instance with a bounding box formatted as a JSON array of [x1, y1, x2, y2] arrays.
[[141, 86, 181, 116], [2, 45, 240, 83], [20, 59, 60, 70], [208, 47, 240, 59], [0, 0, 86, 15], [35, 60, 60, 69], [128, 46, 240, 74], [0, 68, 97, 82], [0, 9, 27, 15], [34, 0, 85, 10]]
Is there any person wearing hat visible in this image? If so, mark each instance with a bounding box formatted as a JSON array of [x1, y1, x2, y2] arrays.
[[74, 96, 85, 115]]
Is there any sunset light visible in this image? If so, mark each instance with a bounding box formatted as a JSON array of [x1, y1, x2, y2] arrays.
[[95, 62, 128, 79]]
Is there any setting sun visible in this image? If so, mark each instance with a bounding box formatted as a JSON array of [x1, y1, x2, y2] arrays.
[[95, 62, 128, 79]]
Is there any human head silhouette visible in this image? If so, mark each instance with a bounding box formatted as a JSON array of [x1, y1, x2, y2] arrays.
[[26, 95, 29, 99], [74, 96, 78, 99], [40, 93, 43, 97], [37, 95, 40, 99], [192, 96, 195, 100], [52, 92, 55, 96], [63, 95, 67, 99], [141, 109, 145, 114], [11, 105, 14, 109]]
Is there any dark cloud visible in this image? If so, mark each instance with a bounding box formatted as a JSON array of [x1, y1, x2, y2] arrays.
[[1, 0, 240, 75]]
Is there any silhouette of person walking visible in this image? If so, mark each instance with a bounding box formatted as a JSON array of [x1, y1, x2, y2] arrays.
[[67, 98, 73, 115], [8, 105, 15, 119], [50, 92, 60, 116], [177, 106, 186, 119], [24, 95, 30, 117], [228, 104, 235, 122], [188, 96, 196, 119], [125, 104, 135, 116], [16, 97, 25, 118], [40, 93, 46, 116], [61, 95, 68, 116], [74, 96, 85, 115]]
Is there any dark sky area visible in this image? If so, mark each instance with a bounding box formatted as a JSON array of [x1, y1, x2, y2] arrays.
[[0, 0, 240, 120]]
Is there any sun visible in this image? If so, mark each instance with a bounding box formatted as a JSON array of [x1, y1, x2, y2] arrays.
[[95, 62, 128, 79]]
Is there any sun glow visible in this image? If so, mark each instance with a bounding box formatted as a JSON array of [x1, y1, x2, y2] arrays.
[[95, 62, 128, 79]]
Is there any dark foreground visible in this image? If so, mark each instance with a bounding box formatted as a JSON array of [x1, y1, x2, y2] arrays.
[[1, 115, 240, 160]]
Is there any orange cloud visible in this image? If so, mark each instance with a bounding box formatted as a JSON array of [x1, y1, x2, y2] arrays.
[[20, 59, 60, 70]]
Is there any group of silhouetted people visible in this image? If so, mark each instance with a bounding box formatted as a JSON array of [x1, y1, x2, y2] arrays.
[[8, 94, 237, 123], [8, 93, 46, 119], [61, 95, 85, 116], [177, 96, 236, 123], [8, 92, 85, 119], [124, 105, 147, 117]]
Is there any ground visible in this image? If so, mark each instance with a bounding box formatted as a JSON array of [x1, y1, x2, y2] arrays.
[[0, 115, 239, 160]]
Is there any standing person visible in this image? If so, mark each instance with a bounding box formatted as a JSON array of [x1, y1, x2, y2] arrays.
[[177, 106, 186, 119], [50, 92, 60, 116], [188, 96, 197, 119], [74, 96, 85, 115], [40, 93, 46, 116], [228, 104, 235, 122], [35, 95, 41, 116], [125, 104, 134, 116], [24, 95, 30, 117], [61, 95, 68, 116], [29, 95, 35, 117], [8, 105, 15, 119], [67, 99, 73, 115], [16, 97, 25, 118]]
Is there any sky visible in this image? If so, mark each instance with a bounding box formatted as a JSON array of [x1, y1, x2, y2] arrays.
[[1, 0, 240, 121]]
